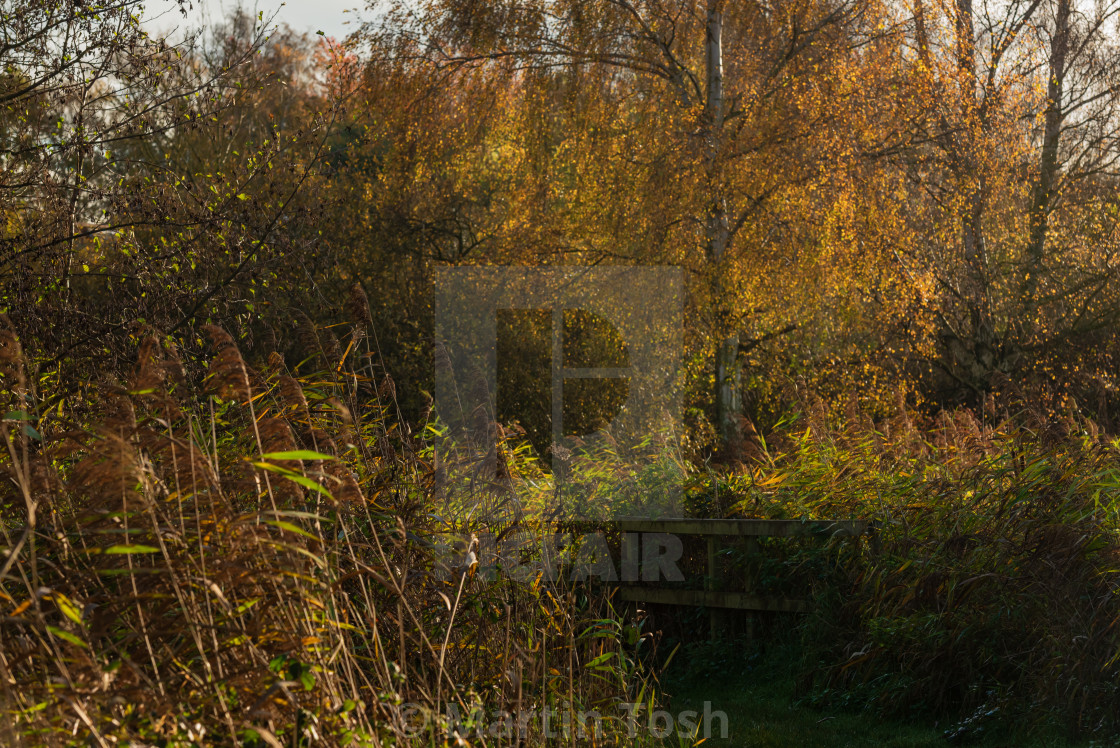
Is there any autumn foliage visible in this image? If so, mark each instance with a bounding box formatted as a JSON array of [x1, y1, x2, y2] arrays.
[[7, 0, 1120, 743]]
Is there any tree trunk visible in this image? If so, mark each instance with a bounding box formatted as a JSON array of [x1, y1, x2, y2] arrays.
[[956, 0, 988, 320], [946, 0, 998, 392], [715, 332, 742, 451], [704, 3, 740, 452], [1025, 0, 1070, 301]]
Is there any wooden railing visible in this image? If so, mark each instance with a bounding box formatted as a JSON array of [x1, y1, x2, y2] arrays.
[[606, 518, 877, 637]]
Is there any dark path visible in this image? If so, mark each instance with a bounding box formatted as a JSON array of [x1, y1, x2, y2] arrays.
[[658, 642, 1081, 748]]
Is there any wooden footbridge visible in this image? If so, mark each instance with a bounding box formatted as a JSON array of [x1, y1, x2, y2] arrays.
[[584, 518, 878, 638]]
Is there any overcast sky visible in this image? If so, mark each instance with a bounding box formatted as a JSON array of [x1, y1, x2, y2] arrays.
[[145, 0, 370, 42]]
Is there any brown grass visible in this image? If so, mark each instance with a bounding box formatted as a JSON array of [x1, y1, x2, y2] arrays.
[[0, 322, 654, 746]]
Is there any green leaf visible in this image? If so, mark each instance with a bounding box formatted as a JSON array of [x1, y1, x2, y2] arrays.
[[47, 626, 87, 649], [102, 544, 161, 555], [253, 461, 298, 476], [299, 671, 315, 691], [236, 597, 261, 614], [283, 473, 335, 498], [53, 594, 83, 626], [264, 520, 319, 541], [262, 510, 332, 522], [586, 652, 616, 670], [95, 568, 162, 576], [253, 463, 335, 499], [260, 450, 336, 461]]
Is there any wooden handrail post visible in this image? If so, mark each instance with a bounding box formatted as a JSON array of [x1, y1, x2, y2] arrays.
[[708, 536, 735, 639], [867, 521, 882, 555], [743, 536, 761, 639]]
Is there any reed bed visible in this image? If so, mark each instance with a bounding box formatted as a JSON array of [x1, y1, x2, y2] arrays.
[[0, 311, 659, 746]]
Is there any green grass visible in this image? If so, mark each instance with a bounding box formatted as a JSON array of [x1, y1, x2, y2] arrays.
[[658, 640, 1087, 748]]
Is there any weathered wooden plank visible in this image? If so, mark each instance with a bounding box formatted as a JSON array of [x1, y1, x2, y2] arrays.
[[615, 586, 812, 613], [613, 518, 869, 538]]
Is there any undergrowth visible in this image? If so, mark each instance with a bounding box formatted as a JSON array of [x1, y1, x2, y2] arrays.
[[0, 304, 666, 746], [6, 300, 1120, 745], [717, 399, 1120, 741]]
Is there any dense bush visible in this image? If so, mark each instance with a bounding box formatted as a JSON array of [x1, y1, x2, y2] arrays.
[[717, 401, 1120, 739]]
